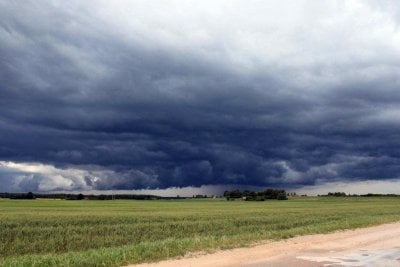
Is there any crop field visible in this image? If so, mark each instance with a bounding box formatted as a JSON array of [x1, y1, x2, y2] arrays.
[[1, 197, 400, 267]]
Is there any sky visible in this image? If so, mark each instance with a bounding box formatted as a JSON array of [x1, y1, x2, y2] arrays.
[[1, 0, 400, 195]]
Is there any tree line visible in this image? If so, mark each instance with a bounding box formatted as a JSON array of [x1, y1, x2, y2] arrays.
[[223, 188, 288, 201], [321, 192, 400, 197], [0, 192, 163, 200]]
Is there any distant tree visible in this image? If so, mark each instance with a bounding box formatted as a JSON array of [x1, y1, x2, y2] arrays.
[[223, 188, 288, 201], [231, 189, 242, 198], [277, 192, 288, 200], [26, 192, 35, 199], [77, 193, 84, 200], [327, 192, 347, 197]]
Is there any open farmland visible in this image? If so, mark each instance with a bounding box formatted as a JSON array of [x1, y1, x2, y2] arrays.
[[1, 197, 400, 267]]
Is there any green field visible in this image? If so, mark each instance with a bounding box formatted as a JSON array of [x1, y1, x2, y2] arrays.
[[1, 197, 400, 267]]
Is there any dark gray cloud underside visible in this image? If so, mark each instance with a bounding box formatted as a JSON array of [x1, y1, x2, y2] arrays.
[[1, 1, 400, 191]]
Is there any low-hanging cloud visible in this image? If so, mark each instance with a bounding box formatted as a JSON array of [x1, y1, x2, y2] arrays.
[[0, 0, 400, 192]]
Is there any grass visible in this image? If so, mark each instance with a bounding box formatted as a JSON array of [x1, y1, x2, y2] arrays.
[[1, 197, 400, 266]]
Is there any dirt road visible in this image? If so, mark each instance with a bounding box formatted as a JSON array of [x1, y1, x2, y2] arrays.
[[128, 222, 400, 267]]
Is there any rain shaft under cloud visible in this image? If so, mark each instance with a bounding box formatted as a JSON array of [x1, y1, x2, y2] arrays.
[[0, 0, 400, 193]]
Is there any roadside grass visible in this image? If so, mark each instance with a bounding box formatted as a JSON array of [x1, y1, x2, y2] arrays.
[[1, 197, 400, 266]]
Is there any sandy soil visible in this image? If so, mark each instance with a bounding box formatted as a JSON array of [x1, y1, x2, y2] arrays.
[[127, 222, 400, 267]]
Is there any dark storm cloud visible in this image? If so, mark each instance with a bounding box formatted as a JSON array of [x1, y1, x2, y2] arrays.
[[0, 1, 400, 192]]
